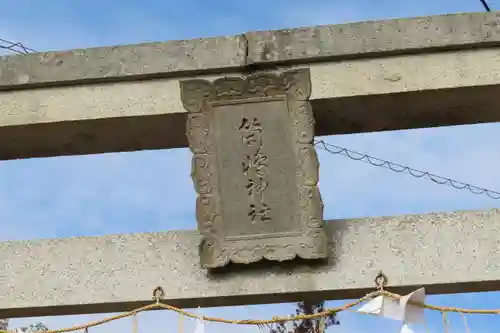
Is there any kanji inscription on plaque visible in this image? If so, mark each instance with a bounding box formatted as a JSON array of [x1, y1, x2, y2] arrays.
[[180, 68, 328, 268]]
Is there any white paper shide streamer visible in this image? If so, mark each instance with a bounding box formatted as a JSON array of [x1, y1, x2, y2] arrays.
[[194, 307, 205, 333], [0, 320, 9, 332], [357, 288, 426, 333]]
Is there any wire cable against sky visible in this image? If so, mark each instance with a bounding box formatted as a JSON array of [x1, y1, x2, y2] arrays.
[[314, 140, 500, 200], [480, 0, 491, 11], [0, 38, 36, 54]]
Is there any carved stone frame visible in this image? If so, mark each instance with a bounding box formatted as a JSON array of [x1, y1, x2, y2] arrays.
[[180, 68, 328, 268]]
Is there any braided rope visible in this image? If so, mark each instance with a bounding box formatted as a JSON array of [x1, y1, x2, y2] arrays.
[[2, 289, 499, 333]]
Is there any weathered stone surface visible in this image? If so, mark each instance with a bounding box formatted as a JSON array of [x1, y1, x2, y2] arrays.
[[2, 12, 500, 89], [0, 36, 246, 88], [2, 209, 500, 318], [246, 12, 500, 63], [1, 46, 500, 160], [180, 69, 327, 268]]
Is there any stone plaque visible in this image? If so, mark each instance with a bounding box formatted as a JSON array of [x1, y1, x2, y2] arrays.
[[180, 68, 328, 268]]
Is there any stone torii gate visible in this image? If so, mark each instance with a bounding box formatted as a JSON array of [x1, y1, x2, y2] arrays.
[[2, 10, 500, 320]]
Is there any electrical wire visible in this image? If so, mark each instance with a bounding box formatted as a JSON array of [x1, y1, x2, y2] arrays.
[[480, 0, 491, 11], [314, 140, 500, 200], [0, 38, 36, 55]]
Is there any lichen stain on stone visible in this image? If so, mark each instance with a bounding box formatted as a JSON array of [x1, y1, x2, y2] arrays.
[[39, 52, 70, 66], [384, 73, 402, 82], [17, 73, 30, 84]]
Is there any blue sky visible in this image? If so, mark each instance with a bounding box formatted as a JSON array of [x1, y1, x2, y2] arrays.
[[3, 0, 500, 332]]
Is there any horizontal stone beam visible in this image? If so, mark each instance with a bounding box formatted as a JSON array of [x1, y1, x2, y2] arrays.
[[2, 12, 500, 160], [1, 209, 500, 318], [1, 12, 500, 89], [1, 47, 500, 160]]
